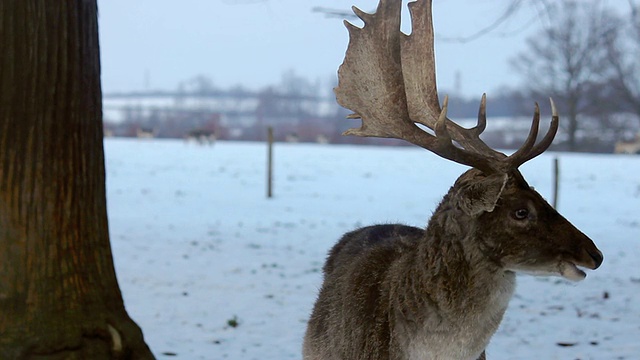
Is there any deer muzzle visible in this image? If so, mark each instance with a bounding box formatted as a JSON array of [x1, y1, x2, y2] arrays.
[[560, 240, 603, 281]]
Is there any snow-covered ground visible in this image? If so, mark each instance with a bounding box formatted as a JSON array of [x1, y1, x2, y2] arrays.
[[105, 138, 640, 359]]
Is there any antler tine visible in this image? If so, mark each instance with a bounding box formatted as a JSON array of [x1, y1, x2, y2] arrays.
[[352, 5, 374, 24], [505, 103, 541, 169], [444, 95, 505, 159], [434, 96, 451, 140], [475, 93, 488, 135], [506, 98, 559, 169], [516, 98, 560, 165]]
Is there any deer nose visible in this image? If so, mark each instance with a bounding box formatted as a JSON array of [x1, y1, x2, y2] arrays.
[[587, 248, 604, 269]]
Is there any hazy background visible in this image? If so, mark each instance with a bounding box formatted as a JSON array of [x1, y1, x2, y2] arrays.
[[97, 0, 575, 97], [96, 0, 640, 154]]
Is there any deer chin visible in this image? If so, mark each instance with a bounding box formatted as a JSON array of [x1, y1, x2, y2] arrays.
[[558, 261, 587, 282]]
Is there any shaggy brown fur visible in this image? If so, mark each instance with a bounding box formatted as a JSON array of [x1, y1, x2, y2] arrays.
[[303, 170, 602, 360]]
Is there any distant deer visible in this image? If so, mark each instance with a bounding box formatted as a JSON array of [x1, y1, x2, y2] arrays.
[[136, 126, 156, 139], [614, 133, 640, 154], [303, 1, 603, 359], [186, 129, 216, 145]]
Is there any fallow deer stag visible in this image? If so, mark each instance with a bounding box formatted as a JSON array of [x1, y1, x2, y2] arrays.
[[303, 1, 603, 359]]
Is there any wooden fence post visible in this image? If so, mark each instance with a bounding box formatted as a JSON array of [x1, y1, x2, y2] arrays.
[[552, 157, 559, 209], [267, 126, 274, 198]]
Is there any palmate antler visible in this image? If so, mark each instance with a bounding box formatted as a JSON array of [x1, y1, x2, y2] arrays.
[[335, 0, 558, 174]]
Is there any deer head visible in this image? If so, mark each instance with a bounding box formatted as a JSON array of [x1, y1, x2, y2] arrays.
[[335, 0, 603, 280], [448, 169, 602, 282]]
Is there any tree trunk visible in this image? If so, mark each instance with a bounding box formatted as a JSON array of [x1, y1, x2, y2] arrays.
[[566, 97, 579, 152], [0, 1, 155, 359]]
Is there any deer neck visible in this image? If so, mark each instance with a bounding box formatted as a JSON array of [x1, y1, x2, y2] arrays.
[[390, 202, 515, 360], [414, 197, 516, 318]]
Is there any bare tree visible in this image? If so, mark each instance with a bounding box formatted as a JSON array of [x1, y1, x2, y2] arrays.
[[511, 0, 620, 151], [604, 0, 640, 130], [0, 1, 155, 358], [314, 1, 545, 43]]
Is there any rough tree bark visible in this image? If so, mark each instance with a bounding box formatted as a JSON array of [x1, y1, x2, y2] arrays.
[[0, 1, 155, 359]]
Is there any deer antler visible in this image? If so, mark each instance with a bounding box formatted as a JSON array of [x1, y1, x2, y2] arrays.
[[336, 0, 558, 173]]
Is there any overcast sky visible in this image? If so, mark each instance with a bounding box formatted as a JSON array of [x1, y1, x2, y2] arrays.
[[97, 0, 627, 98]]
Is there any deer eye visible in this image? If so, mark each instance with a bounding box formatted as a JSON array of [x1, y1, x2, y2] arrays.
[[514, 208, 529, 220]]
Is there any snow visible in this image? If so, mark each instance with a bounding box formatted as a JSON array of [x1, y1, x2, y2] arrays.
[[105, 138, 640, 359]]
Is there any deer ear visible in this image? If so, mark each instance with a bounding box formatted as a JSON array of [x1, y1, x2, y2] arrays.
[[455, 173, 508, 216]]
